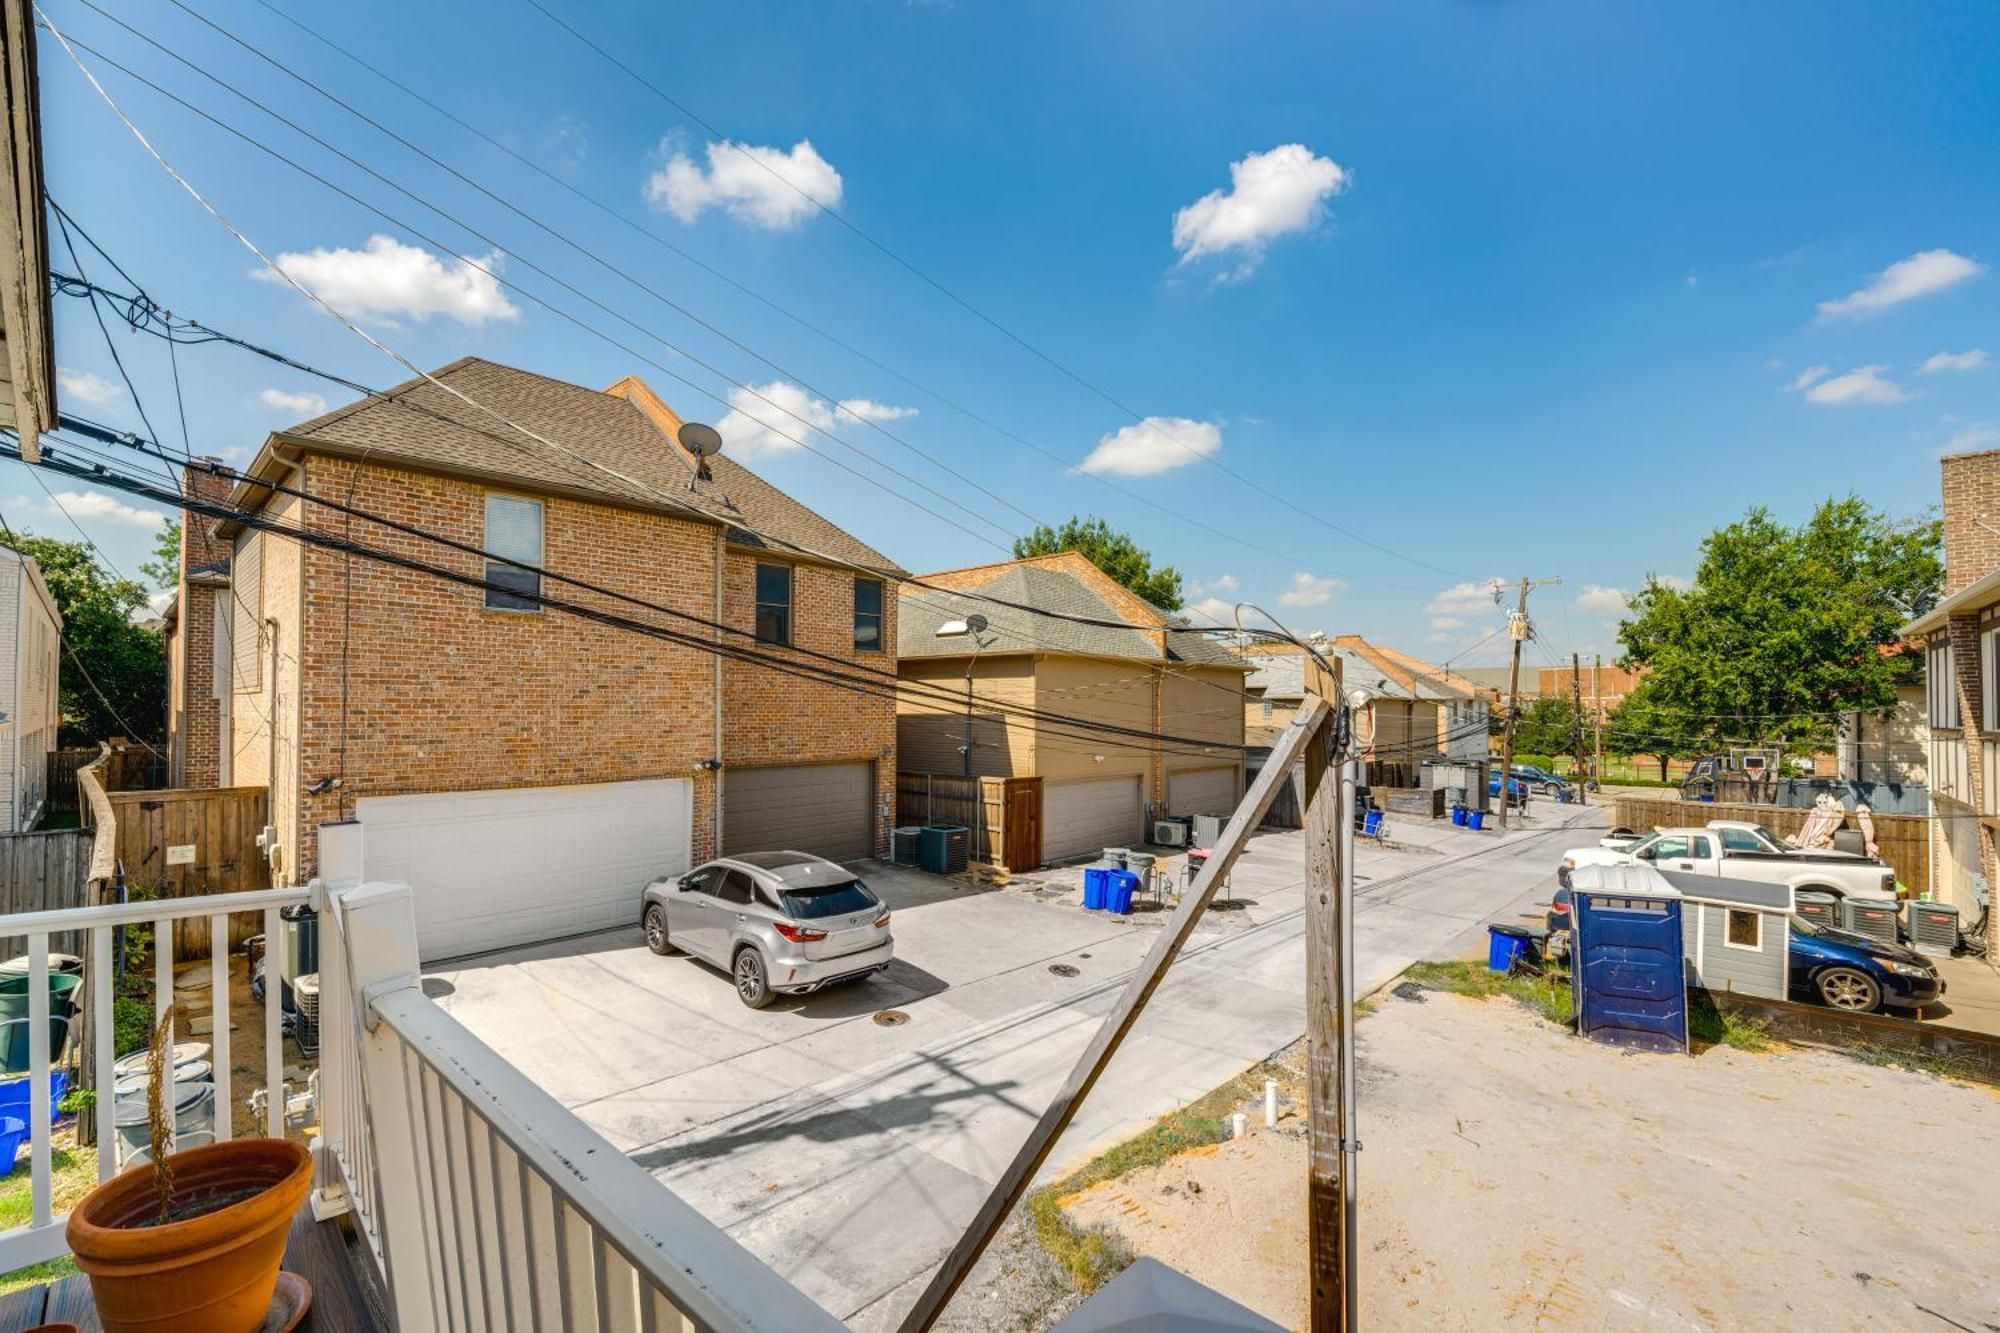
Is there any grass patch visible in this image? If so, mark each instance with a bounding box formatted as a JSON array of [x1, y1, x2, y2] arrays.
[[1403, 959, 1575, 1026], [1025, 1061, 1283, 1295], [1844, 1041, 1983, 1083], [1688, 993, 1773, 1053], [0, 1136, 98, 1295]]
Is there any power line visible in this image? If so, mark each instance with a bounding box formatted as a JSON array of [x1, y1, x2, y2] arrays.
[[513, 0, 1475, 583]]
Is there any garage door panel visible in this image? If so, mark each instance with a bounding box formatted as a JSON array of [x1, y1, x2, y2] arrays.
[[359, 779, 692, 962], [1168, 767, 1238, 817], [724, 762, 873, 864], [1043, 775, 1142, 864]]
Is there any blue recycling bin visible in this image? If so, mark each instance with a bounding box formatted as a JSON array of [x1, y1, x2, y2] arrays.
[[1361, 810, 1383, 838], [1107, 870, 1139, 915], [1487, 924, 1536, 972], [1468, 810, 1485, 830], [1082, 867, 1109, 910], [1450, 806, 1467, 826]]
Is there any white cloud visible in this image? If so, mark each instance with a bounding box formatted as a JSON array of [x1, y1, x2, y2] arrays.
[[1427, 631, 1452, 644], [715, 380, 835, 458], [257, 235, 519, 327], [1801, 365, 1906, 405], [1818, 248, 1984, 320], [1575, 585, 1629, 615], [1184, 596, 1237, 626], [1426, 580, 1504, 617], [1171, 143, 1349, 276], [1075, 416, 1221, 477], [1651, 574, 1692, 591], [1786, 365, 1829, 392], [258, 388, 328, 417], [1277, 572, 1343, 608], [1191, 573, 1239, 597], [19, 489, 167, 529], [836, 398, 917, 423], [645, 139, 842, 230], [1921, 348, 1988, 375], [1429, 616, 1466, 631], [56, 367, 121, 405], [1946, 423, 2000, 453]]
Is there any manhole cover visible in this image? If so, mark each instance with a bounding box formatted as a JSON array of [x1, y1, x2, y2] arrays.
[[1078, 953, 1092, 960], [873, 1009, 909, 1027], [1049, 964, 1081, 978]]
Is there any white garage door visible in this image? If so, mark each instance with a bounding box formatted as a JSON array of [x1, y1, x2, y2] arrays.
[[358, 779, 693, 962], [1168, 766, 1239, 817], [1042, 775, 1143, 864]]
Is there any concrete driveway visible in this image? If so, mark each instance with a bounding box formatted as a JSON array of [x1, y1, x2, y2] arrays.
[[431, 804, 1602, 1326]]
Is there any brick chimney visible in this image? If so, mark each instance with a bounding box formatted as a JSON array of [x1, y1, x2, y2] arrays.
[[170, 459, 235, 787], [1940, 447, 2000, 595]]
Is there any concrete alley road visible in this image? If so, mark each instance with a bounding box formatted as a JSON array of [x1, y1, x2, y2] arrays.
[[541, 803, 1606, 1328]]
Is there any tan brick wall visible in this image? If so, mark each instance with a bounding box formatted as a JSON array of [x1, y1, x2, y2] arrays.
[[1941, 449, 2000, 594], [171, 463, 235, 789], [720, 551, 898, 855], [272, 455, 727, 879]]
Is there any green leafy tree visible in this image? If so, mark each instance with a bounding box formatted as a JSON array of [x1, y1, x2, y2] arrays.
[[139, 518, 180, 590], [1012, 517, 1185, 611], [1617, 496, 1941, 755], [1604, 686, 1705, 780], [0, 532, 166, 745], [1510, 694, 1580, 758]]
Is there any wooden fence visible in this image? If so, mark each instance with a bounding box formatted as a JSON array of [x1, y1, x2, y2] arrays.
[[1611, 794, 1929, 896], [82, 778, 273, 959], [896, 772, 1044, 871], [0, 829, 93, 961], [52, 741, 163, 811]]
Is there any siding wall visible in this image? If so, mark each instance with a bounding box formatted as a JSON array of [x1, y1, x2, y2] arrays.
[[1685, 901, 1788, 1000], [897, 655, 1037, 778], [0, 557, 60, 833], [1032, 655, 1155, 785]]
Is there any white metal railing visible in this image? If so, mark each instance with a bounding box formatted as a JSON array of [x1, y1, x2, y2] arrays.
[[316, 876, 844, 1332], [0, 885, 309, 1272]]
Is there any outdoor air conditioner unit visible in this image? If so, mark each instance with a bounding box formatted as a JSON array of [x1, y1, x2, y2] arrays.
[[1794, 892, 1840, 933], [1840, 898, 1901, 945], [918, 826, 968, 875], [291, 972, 320, 1059], [1905, 900, 1960, 958], [1152, 820, 1188, 847], [892, 826, 923, 867]]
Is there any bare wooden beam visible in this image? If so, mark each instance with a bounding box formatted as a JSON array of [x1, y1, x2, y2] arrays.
[[897, 695, 1334, 1333], [1303, 688, 1343, 1329]]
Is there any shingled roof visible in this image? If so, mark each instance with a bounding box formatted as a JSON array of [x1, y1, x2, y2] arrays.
[[227, 357, 897, 572], [899, 553, 1249, 669]]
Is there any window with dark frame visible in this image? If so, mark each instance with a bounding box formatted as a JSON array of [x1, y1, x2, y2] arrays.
[[1725, 908, 1761, 949], [755, 562, 792, 645], [854, 577, 884, 652], [484, 494, 543, 611]]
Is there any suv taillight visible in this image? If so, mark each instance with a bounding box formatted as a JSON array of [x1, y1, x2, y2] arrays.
[[874, 911, 892, 929], [773, 921, 828, 943]]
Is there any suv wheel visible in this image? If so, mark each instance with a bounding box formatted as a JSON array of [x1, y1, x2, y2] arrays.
[[1816, 967, 1880, 1013], [643, 903, 673, 956], [734, 948, 775, 1009]]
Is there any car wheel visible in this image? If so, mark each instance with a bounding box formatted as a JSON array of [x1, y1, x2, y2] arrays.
[[733, 948, 774, 1009], [643, 904, 673, 956], [1816, 967, 1880, 1013]]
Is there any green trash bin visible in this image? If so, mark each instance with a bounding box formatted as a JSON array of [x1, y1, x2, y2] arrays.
[[0, 1011, 74, 1075], [0, 972, 82, 1023]]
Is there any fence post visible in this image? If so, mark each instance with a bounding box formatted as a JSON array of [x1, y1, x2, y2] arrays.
[[335, 881, 431, 1330]]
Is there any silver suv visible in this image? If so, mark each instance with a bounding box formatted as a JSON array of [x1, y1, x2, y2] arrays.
[[641, 852, 894, 1008]]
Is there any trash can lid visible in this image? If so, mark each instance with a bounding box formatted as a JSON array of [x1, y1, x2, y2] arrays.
[[113, 1078, 214, 1124], [1487, 923, 1541, 939], [111, 1041, 210, 1079], [113, 1060, 213, 1099], [0, 954, 83, 979]]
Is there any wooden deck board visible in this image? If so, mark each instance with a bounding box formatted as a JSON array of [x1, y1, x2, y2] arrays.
[[2, 1204, 384, 1332]]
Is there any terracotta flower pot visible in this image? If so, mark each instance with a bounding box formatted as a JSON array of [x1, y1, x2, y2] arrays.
[[66, 1138, 311, 1333]]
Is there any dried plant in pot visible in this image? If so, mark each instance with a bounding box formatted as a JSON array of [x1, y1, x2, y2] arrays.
[[65, 1004, 310, 1333]]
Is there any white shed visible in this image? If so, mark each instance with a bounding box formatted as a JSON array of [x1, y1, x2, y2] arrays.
[[0, 548, 62, 832]]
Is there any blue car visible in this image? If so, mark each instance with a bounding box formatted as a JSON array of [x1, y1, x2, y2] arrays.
[[1508, 764, 1575, 798], [1546, 889, 1942, 1014]]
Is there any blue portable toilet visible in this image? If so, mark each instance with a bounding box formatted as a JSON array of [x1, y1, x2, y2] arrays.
[[1567, 864, 1688, 1054]]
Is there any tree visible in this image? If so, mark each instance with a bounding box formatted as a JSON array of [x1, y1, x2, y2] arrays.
[[0, 532, 166, 745], [1617, 496, 1941, 755], [1012, 517, 1185, 611], [1604, 686, 1704, 780], [140, 518, 180, 590], [1509, 694, 1579, 758]]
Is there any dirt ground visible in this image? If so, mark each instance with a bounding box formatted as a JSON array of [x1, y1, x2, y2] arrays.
[[1061, 990, 2000, 1331]]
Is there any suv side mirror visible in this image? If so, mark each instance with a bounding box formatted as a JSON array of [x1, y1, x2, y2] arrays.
[[1633, 846, 1655, 861]]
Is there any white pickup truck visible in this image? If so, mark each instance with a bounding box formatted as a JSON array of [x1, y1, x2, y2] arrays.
[[1559, 821, 1898, 901]]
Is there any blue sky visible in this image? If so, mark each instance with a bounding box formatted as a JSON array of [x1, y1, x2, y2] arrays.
[[18, 0, 1999, 665]]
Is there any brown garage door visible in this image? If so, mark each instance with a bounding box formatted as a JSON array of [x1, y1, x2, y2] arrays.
[[723, 762, 874, 864]]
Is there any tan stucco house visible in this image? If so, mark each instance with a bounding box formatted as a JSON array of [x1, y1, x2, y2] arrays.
[[897, 552, 1248, 864]]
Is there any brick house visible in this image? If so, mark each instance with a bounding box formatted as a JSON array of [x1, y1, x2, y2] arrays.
[[897, 553, 1248, 863], [1905, 445, 2000, 953], [1239, 635, 1475, 783], [168, 357, 899, 960]]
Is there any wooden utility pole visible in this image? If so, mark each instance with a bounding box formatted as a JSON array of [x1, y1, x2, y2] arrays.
[[1592, 654, 1604, 789], [1495, 578, 1530, 830], [1570, 653, 1589, 804], [1302, 654, 1355, 1332]]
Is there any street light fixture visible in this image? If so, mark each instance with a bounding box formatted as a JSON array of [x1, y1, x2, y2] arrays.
[[936, 614, 993, 777]]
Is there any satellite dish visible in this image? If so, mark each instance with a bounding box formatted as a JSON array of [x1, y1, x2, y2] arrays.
[[678, 422, 723, 458], [966, 613, 989, 634]]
